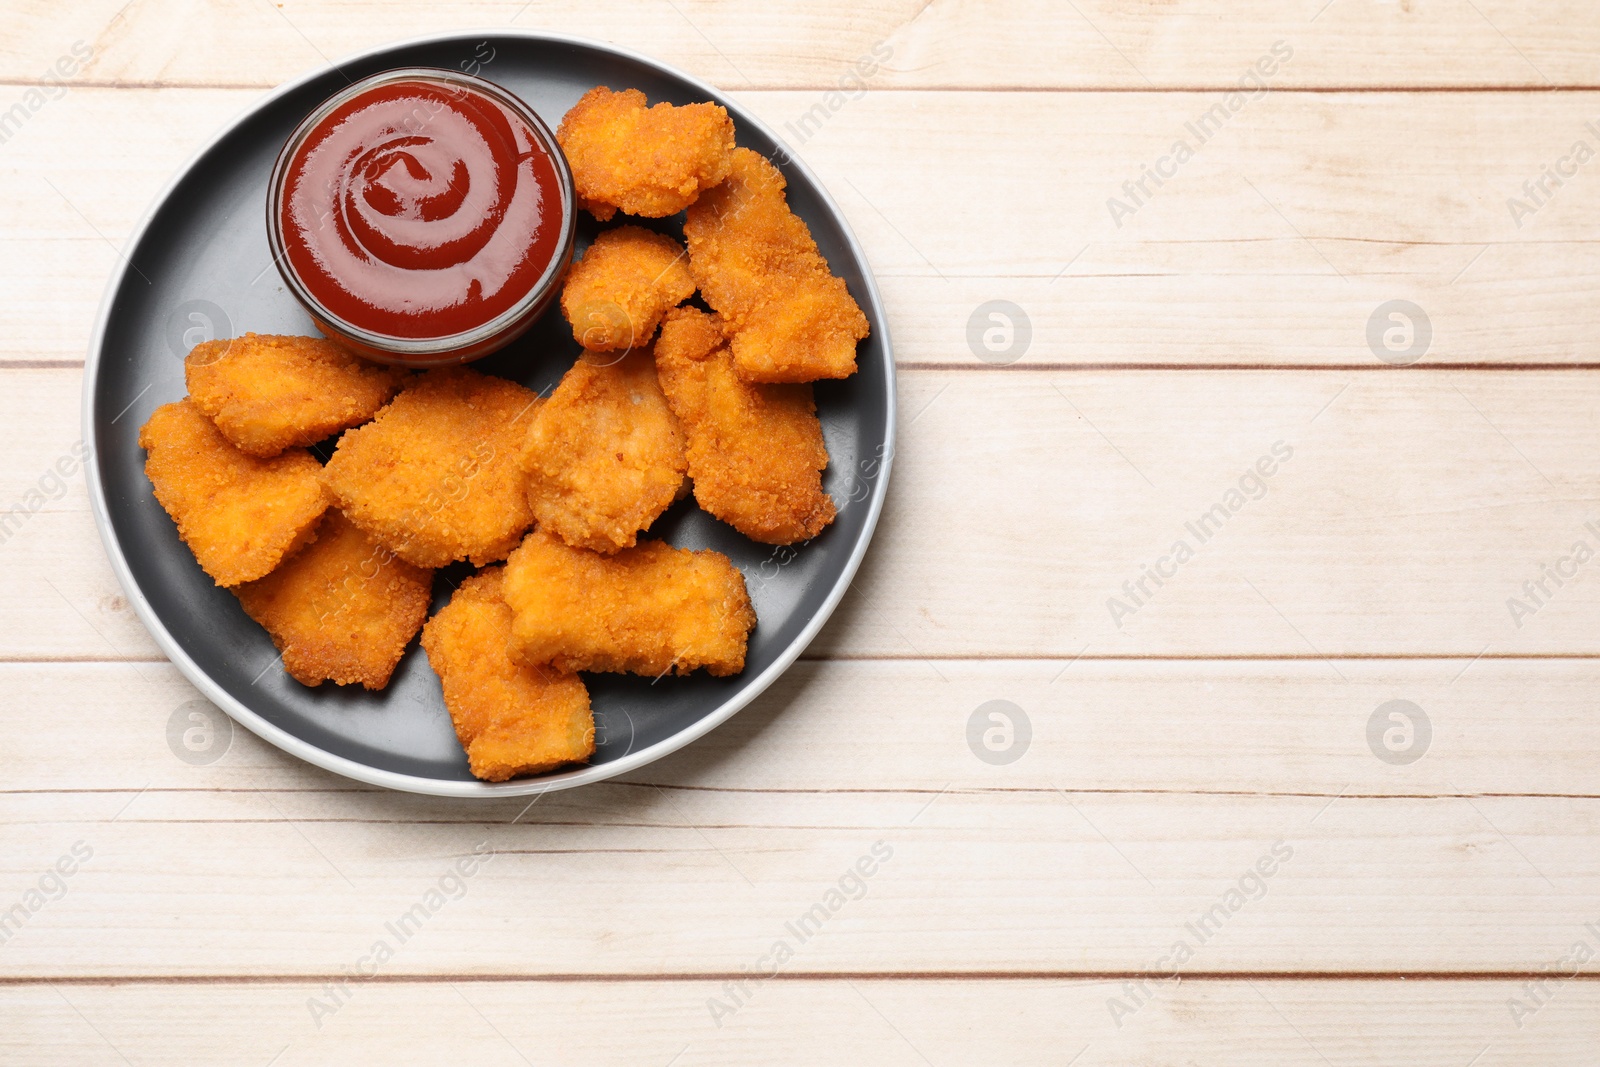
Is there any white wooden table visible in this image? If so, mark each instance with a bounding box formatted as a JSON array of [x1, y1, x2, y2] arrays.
[[5, 2, 1600, 1062]]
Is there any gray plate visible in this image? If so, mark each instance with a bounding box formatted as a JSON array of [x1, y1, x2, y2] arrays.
[[83, 31, 894, 797]]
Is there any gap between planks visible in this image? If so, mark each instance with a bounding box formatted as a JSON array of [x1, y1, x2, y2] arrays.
[[24, 361, 1600, 372], [3, 80, 1600, 93], [3, 970, 1597, 986], [7, 785, 1600, 801]]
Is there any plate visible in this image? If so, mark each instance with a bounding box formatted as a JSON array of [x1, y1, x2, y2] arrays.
[[83, 31, 894, 797]]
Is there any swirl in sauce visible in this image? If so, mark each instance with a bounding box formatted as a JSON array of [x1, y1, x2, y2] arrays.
[[280, 78, 563, 340]]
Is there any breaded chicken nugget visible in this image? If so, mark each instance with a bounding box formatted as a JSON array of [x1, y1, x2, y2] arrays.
[[561, 226, 695, 351], [321, 368, 539, 568], [235, 510, 431, 689], [684, 148, 869, 382], [421, 567, 594, 781], [522, 347, 687, 554], [185, 333, 406, 457], [655, 308, 835, 544], [139, 399, 327, 587], [557, 87, 735, 221], [503, 530, 754, 677]]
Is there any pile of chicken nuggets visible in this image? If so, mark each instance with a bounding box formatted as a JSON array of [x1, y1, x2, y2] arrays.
[[139, 86, 868, 782]]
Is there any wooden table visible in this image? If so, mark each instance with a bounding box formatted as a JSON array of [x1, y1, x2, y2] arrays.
[[5, 2, 1600, 1062]]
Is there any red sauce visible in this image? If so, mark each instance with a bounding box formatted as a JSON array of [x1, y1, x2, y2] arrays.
[[279, 78, 563, 341]]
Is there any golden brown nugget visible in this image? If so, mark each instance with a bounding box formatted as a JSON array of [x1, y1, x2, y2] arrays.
[[139, 399, 327, 587], [321, 368, 539, 568], [684, 148, 868, 382], [522, 347, 687, 554], [235, 510, 431, 689], [560, 226, 695, 351], [655, 308, 835, 544], [185, 333, 406, 457], [503, 530, 754, 677], [421, 567, 594, 781], [557, 87, 735, 221]]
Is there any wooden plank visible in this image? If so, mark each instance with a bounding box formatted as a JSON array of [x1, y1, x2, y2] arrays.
[[8, 659, 1600, 798], [7, 0, 1600, 89], [15, 365, 1600, 659], [0, 367, 161, 660], [8, 88, 1600, 368], [6, 667, 1597, 979], [4, 978, 1597, 1066], [1, 779, 1597, 975]]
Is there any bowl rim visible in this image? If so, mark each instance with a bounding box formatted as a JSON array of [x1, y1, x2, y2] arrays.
[[82, 29, 896, 798], [264, 64, 576, 359]]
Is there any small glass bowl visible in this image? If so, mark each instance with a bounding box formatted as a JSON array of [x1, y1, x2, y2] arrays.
[[265, 67, 574, 367]]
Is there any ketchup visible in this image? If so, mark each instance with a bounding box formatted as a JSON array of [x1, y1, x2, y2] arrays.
[[279, 78, 564, 341]]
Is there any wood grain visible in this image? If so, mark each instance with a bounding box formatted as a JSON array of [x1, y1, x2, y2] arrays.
[[0, 662, 1597, 977], [9, 88, 1600, 369], [16, 365, 1600, 659], [6, 659, 1600, 798], [6, 0, 1600, 89], [3, 778, 1598, 976], [6, 978, 1598, 1066]]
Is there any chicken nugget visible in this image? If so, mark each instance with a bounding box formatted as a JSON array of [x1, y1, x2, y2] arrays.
[[561, 226, 695, 351], [684, 148, 868, 382], [557, 87, 735, 221], [321, 368, 539, 568], [522, 347, 687, 554], [235, 510, 431, 689], [139, 399, 327, 587], [503, 530, 754, 677], [655, 308, 835, 544], [185, 333, 406, 457], [421, 567, 594, 781]]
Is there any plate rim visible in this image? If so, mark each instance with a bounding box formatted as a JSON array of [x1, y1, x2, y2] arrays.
[[81, 28, 897, 798]]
